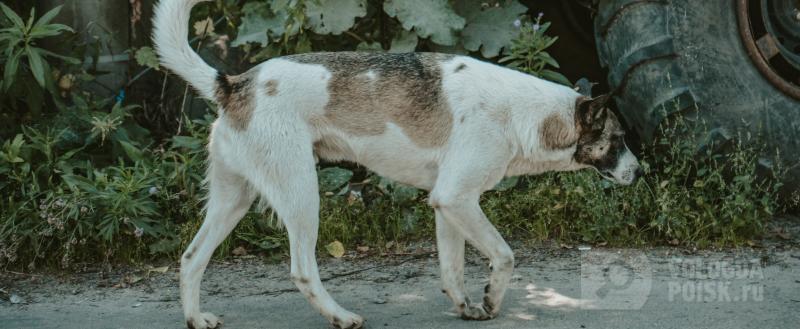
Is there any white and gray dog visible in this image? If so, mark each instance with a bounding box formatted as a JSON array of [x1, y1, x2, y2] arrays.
[[153, 1, 642, 328]]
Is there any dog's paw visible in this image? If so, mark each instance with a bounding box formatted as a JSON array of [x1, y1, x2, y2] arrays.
[[330, 311, 364, 329], [186, 312, 222, 329], [459, 303, 495, 321]]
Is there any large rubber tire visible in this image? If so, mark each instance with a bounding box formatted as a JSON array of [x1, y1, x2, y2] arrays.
[[594, 0, 800, 191]]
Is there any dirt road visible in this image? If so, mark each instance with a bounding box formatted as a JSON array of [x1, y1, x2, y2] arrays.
[[2, 246, 799, 329]]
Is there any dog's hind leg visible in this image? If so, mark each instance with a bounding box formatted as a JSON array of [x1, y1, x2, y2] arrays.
[[435, 210, 469, 311], [253, 142, 364, 329], [181, 160, 256, 329]]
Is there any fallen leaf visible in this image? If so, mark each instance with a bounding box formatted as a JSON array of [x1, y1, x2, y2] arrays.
[[356, 246, 370, 253], [326, 241, 345, 258], [194, 17, 215, 37], [232, 246, 248, 256], [668, 239, 680, 246], [347, 190, 362, 205], [559, 243, 573, 249], [149, 266, 169, 274]]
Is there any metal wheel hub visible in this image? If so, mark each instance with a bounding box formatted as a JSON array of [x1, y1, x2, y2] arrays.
[[737, 0, 800, 100]]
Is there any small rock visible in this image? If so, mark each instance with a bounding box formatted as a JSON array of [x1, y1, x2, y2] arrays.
[[9, 294, 24, 304], [373, 298, 387, 304], [578, 245, 591, 251], [132, 302, 142, 308]]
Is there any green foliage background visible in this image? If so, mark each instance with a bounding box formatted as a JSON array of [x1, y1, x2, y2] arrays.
[[0, 1, 785, 270]]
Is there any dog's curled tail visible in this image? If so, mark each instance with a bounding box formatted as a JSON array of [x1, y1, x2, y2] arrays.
[[153, 0, 217, 101]]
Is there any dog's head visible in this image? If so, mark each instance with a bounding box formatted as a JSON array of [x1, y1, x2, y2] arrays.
[[573, 95, 642, 185]]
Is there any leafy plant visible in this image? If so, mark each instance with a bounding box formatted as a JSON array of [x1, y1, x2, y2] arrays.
[[0, 4, 78, 116], [499, 12, 570, 85], [229, 0, 534, 59]]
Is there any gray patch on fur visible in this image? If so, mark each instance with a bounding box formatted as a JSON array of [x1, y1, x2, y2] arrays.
[[539, 113, 578, 150], [265, 79, 279, 96], [287, 52, 455, 148], [573, 96, 626, 171], [215, 71, 256, 130]]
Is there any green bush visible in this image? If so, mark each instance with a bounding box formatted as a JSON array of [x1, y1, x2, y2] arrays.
[[0, 1, 785, 270], [0, 4, 80, 123]]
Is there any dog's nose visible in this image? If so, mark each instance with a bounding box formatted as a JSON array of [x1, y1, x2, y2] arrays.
[[633, 167, 644, 180]]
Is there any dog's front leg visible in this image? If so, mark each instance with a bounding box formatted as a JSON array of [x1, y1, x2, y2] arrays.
[[435, 210, 469, 310], [431, 180, 514, 321], [429, 134, 515, 320], [433, 197, 514, 320]]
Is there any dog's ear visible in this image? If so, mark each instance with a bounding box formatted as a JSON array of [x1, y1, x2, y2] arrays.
[[576, 94, 610, 131]]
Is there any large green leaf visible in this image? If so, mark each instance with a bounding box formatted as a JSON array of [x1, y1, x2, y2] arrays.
[[135, 46, 160, 70], [3, 48, 21, 90], [383, 0, 465, 46], [32, 5, 62, 29], [26, 46, 46, 87], [540, 69, 571, 86], [118, 140, 144, 162], [305, 0, 366, 35], [389, 30, 418, 53], [231, 2, 288, 47], [318, 167, 353, 192], [0, 3, 24, 29], [38, 48, 80, 64], [378, 177, 420, 205], [29, 23, 72, 38], [455, 0, 527, 58], [492, 176, 519, 192]]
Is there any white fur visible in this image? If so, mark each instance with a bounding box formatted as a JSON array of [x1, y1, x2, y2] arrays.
[[154, 1, 640, 328], [152, 0, 217, 100]]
